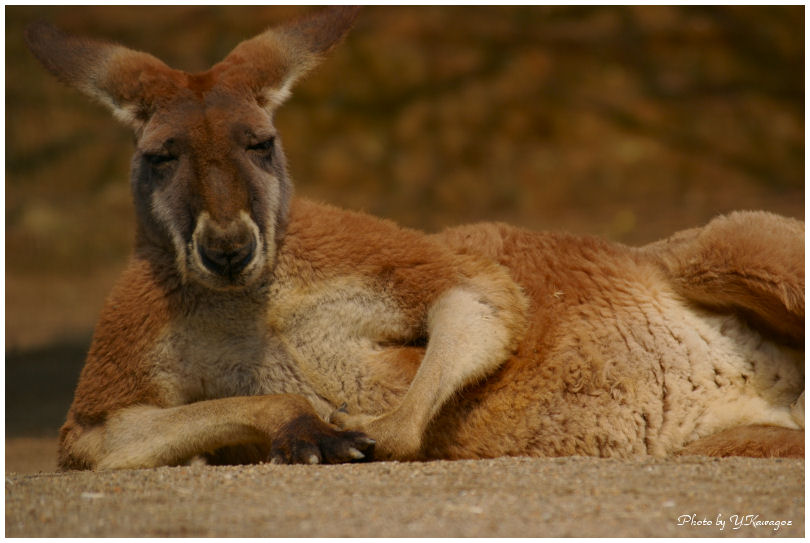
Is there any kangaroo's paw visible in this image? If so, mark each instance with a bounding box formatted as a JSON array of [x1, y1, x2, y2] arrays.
[[269, 413, 375, 465], [330, 405, 421, 460]]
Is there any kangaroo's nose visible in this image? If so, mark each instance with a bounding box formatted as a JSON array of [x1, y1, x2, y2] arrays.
[[198, 239, 255, 278], [197, 219, 256, 279]]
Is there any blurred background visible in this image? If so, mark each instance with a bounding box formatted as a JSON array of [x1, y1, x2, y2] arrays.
[[5, 6, 804, 452]]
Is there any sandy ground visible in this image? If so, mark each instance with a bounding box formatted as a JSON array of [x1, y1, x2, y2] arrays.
[[4, 437, 804, 537]]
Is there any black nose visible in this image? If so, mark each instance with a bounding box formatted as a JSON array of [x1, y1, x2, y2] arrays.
[[198, 238, 255, 279]]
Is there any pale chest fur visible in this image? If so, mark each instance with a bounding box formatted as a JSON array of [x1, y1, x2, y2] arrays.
[[148, 276, 418, 420]]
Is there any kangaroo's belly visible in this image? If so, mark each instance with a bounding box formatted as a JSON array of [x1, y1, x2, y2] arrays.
[[423, 273, 803, 459]]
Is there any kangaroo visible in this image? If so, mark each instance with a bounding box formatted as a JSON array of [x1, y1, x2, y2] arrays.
[[25, 7, 804, 471]]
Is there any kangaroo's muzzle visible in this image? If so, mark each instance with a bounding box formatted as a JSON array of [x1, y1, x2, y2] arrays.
[[189, 211, 263, 287]]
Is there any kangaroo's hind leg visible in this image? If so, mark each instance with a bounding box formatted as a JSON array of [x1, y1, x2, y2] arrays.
[[647, 210, 804, 346], [647, 211, 804, 430]]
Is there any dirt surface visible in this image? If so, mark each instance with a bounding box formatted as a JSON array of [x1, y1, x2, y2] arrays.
[[5, 454, 803, 537]]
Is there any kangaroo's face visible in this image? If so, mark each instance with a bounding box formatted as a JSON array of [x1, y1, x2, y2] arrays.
[[25, 7, 359, 289], [131, 87, 289, 289]]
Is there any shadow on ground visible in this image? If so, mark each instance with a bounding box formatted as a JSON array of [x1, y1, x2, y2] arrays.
[[6, 339, 89, 472], [6, 338, 88, 437]]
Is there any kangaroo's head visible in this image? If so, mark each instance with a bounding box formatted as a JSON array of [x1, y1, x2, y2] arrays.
[[25, 7, 358, 290]]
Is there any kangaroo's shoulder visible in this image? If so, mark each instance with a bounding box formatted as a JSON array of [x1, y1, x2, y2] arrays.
[[281, 198, 445, 267], [280, 199, 477, 293]]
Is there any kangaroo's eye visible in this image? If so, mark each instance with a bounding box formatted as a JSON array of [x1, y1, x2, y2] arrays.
[[144, 153, 177, 167], [247, 138, 275, 153]]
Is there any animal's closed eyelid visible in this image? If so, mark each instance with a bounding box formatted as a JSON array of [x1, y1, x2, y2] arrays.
[[247, 137, 276, 152], [143, 152, 177, 165]]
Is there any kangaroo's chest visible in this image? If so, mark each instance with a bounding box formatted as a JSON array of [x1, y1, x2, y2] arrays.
[[150, 306, 308, 405], [150, 276, 417, 418]]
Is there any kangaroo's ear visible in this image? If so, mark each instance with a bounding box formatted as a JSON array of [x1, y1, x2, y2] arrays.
[[25, 21, 181, 130], [216, 6, 360, 110]]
